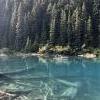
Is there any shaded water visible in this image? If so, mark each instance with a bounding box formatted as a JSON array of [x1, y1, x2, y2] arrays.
[[0, 55, 100, 100]]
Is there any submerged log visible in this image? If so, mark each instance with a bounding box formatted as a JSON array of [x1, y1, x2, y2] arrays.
[[7, 90, 32, 95], [0, 91, 16, 100], [0, 90, 30, 100]]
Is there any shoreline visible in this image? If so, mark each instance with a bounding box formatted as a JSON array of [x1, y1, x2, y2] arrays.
[[0, 48, 99, 59], [6, 52, 98, 59], [0, 52, 98, 59]]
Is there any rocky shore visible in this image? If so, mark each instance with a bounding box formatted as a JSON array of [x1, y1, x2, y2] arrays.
[[78, 53, 97, 59], [0, 48, 99, 60]]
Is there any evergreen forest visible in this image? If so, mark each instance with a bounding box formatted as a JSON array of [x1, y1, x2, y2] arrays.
[[0, 0, 100, 54]]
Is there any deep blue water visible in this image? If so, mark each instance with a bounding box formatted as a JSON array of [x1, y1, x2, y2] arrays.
[[0, 55, 100, 100]]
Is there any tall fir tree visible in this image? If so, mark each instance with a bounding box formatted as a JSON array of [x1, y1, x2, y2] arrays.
[[15, 2, 24, 50], [72, 7, 81, 51], [80, 2, 87, 46], [67, 9, 72, 47], [86, 16, 93, 47], [92, 0, 99, 47], [9, 1, 18, 49], [60, 9, 68, 46], [49, 4, 57, 45]]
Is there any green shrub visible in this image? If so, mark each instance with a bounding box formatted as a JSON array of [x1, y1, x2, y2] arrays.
[[30, 43, 39, 52], [94, 48, 100, 57]]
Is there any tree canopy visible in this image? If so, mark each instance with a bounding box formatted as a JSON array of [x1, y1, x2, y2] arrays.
[[0, 0, 99, 52]]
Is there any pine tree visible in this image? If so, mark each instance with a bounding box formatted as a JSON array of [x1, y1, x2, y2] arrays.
[[40, 5, 49, 45], [49, 4, 57, 45], [80, 2, 87, 45], [9, 1, 18, 49], [72, 7, 81, 51], [86, 16, 93, 47], [49, 17, 56, 45], [92, 0, 99, 47], [54, 4, 61, 45], [24, 36, 32, 52], [34, 4, 44, 44], [98, 10, 100, 48], [60, 9, 67, 45], [22, 13, 29, 48], [15, 2, 24, 50], [67, 9, 72, 47], [30, 7, 37, 43], [41, 19, 48, 44], [2, 0, 12, 47]]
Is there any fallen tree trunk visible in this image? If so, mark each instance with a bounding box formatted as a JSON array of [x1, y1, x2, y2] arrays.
[[0, 91, 16, 100]]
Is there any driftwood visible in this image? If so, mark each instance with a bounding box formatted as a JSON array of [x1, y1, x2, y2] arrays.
[[0, 91, 16, 100], [7, 90, 32, 95], [0, 90, 30, 100]]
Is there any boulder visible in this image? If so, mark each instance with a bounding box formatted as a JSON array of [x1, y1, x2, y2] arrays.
[[84, 53, 96, 59]]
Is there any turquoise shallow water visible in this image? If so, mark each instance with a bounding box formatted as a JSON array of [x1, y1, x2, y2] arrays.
[[0, 55, 100, 100]]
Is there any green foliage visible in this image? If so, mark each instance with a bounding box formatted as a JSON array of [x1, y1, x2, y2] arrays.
[[83, 47, 94, 53], [85, 16, 93, 47], [30, 43, 39, 52], [24, 37, 32, 53], [60, 9, 68, 45], [82, 48, 100, 57], [93, 48, 100, 57], [0, 0, 99, 54], [24, 37, 39, 53]]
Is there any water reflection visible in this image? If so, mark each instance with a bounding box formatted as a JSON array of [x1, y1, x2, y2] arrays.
[[0, 56, 100, 100]]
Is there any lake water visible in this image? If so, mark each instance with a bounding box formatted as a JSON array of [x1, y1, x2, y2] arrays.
[[0, 55, 100, 100]]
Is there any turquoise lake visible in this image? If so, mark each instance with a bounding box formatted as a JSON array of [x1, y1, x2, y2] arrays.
[[0, 55, 100, 100]]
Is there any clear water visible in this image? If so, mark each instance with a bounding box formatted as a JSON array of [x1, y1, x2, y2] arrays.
[[0, 55, 100, 100]]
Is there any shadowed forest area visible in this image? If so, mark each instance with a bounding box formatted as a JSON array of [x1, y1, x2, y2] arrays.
[[0, 0, 100, 54]]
